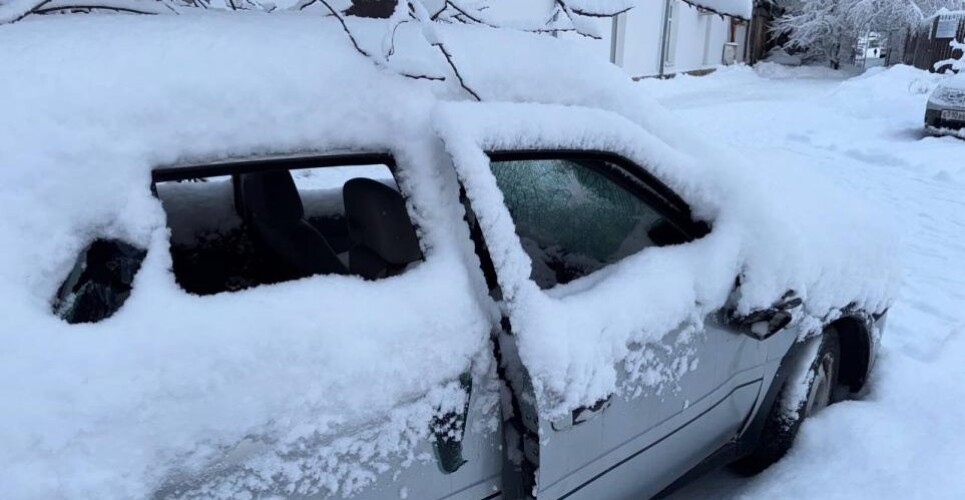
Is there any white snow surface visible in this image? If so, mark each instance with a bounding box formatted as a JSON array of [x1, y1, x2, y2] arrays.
[[649, 63, 965, 499], [0, 12, 897, 499]]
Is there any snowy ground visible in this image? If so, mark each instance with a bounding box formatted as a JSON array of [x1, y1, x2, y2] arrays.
[[651, 63, 965, 499]]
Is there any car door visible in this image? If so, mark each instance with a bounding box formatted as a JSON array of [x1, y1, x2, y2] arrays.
[[145, 153, 504, 500], [438, 104, 766, 499]]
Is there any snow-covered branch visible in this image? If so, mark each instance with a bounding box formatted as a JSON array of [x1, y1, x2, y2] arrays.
[[0, 0, 276, 24], [0, 0, 635, 101], [330, 0, 638, 98]]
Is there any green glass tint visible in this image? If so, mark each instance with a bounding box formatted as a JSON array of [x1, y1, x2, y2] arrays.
[[489, 158, 676, 289]]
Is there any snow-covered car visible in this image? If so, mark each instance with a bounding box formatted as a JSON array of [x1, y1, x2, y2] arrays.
[[925, 74, 965, 136], [0, 12, 897, 500]]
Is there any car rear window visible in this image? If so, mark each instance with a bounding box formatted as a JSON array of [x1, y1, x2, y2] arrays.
[[153, 156, 423, 295]]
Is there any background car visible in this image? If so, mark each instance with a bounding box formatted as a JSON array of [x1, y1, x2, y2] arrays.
[[925, 74, 965, 136]]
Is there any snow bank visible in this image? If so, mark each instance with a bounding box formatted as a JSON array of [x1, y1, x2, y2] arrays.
[[830, 64, 948, 125], [754, 61, 851, 80]]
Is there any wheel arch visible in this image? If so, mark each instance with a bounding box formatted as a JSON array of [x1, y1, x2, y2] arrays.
[[827, 315, 872, 392]]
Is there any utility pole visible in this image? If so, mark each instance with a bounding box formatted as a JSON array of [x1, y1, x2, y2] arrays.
[[658, 0, 672, 77]]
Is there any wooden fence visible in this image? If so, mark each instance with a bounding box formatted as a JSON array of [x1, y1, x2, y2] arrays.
[[903, 12, 965, 73]]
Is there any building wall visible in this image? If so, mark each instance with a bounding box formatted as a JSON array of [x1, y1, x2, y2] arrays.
[[559, 0, 747, 78], [621, 2, 666, 76]]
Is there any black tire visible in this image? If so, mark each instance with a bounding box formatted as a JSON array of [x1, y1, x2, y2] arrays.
[[732, 328, 842, 475]]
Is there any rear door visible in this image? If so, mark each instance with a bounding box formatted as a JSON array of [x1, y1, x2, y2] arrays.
[[149, 153, 504, 500], [438, 104, 766, 499]]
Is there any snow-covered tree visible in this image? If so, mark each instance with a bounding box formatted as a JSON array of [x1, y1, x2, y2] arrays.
[[772, 0, 965, 67]]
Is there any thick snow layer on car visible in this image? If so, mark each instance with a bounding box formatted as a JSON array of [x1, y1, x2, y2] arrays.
[[0, 12, 496, 499], [0, 11, 897, 498], [929, 72, 965, 109], [436, 98, 898, 418], [942, 72, 965, 91]]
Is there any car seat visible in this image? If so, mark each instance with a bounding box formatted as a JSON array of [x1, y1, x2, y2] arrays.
[[235, 170, 348, 278], [343, 178, 422, 280]]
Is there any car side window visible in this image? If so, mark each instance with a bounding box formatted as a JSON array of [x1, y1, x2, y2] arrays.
[[488, 155, 694, 289], [153, 157, 423, 296], [53, 239, 146, 324]]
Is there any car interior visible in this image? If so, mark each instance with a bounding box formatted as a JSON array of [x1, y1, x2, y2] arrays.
[[158, 162, 424, 295], [52, 160, 425, 324]]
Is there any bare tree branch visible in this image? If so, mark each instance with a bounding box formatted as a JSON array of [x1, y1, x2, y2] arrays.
[[384, 16, 411, 59], [34, 4, 159, 13], [320, 0, 446, 82], [568, 4, 632, 18], [433, 41, 480, 100], [1, 0, 53, 24], [320, 0, 374, 57], [679, 0, 731, 21], [437, 0, 487, 24]]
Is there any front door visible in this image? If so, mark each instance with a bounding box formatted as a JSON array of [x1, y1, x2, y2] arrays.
[[440, 104, 766, 499]]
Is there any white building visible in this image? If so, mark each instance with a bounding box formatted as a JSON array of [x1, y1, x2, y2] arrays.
[[487, 0, 753, 79]]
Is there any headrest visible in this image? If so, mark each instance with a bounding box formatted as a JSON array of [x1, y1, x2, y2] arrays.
[[238, 170, 304, 223], [343, 178, 422, 265]]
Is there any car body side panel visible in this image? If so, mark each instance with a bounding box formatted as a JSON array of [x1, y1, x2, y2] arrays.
[[336, 423, 502, 500], [536, 318, 766, 500], [544, 380, 761, 500]]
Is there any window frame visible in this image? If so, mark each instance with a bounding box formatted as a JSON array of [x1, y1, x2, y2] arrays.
[[152, 152, 398, 184], [151, 152, 425, 292], [486, 149, 708, 243]]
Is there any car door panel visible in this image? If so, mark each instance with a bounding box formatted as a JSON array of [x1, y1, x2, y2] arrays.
[[538, 378, 761, 500], [536, 324, 762, 500], [437, 106, 770, 498]]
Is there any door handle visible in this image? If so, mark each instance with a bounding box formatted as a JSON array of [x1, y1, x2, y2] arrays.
[[728, 291, 803, 340], [551, 394, 613, 431]]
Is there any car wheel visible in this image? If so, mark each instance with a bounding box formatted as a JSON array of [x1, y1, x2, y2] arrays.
[[732, 328, 842, 475]]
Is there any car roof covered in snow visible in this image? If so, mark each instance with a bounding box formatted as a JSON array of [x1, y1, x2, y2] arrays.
[[1, 10, 656, 170]]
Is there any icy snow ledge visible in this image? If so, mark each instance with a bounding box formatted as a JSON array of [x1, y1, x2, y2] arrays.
[[436, 101, 899, 419]]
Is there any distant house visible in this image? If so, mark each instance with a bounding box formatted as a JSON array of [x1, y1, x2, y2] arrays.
[[344, 0, 757, 79], [554, 0, 755, 78]]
